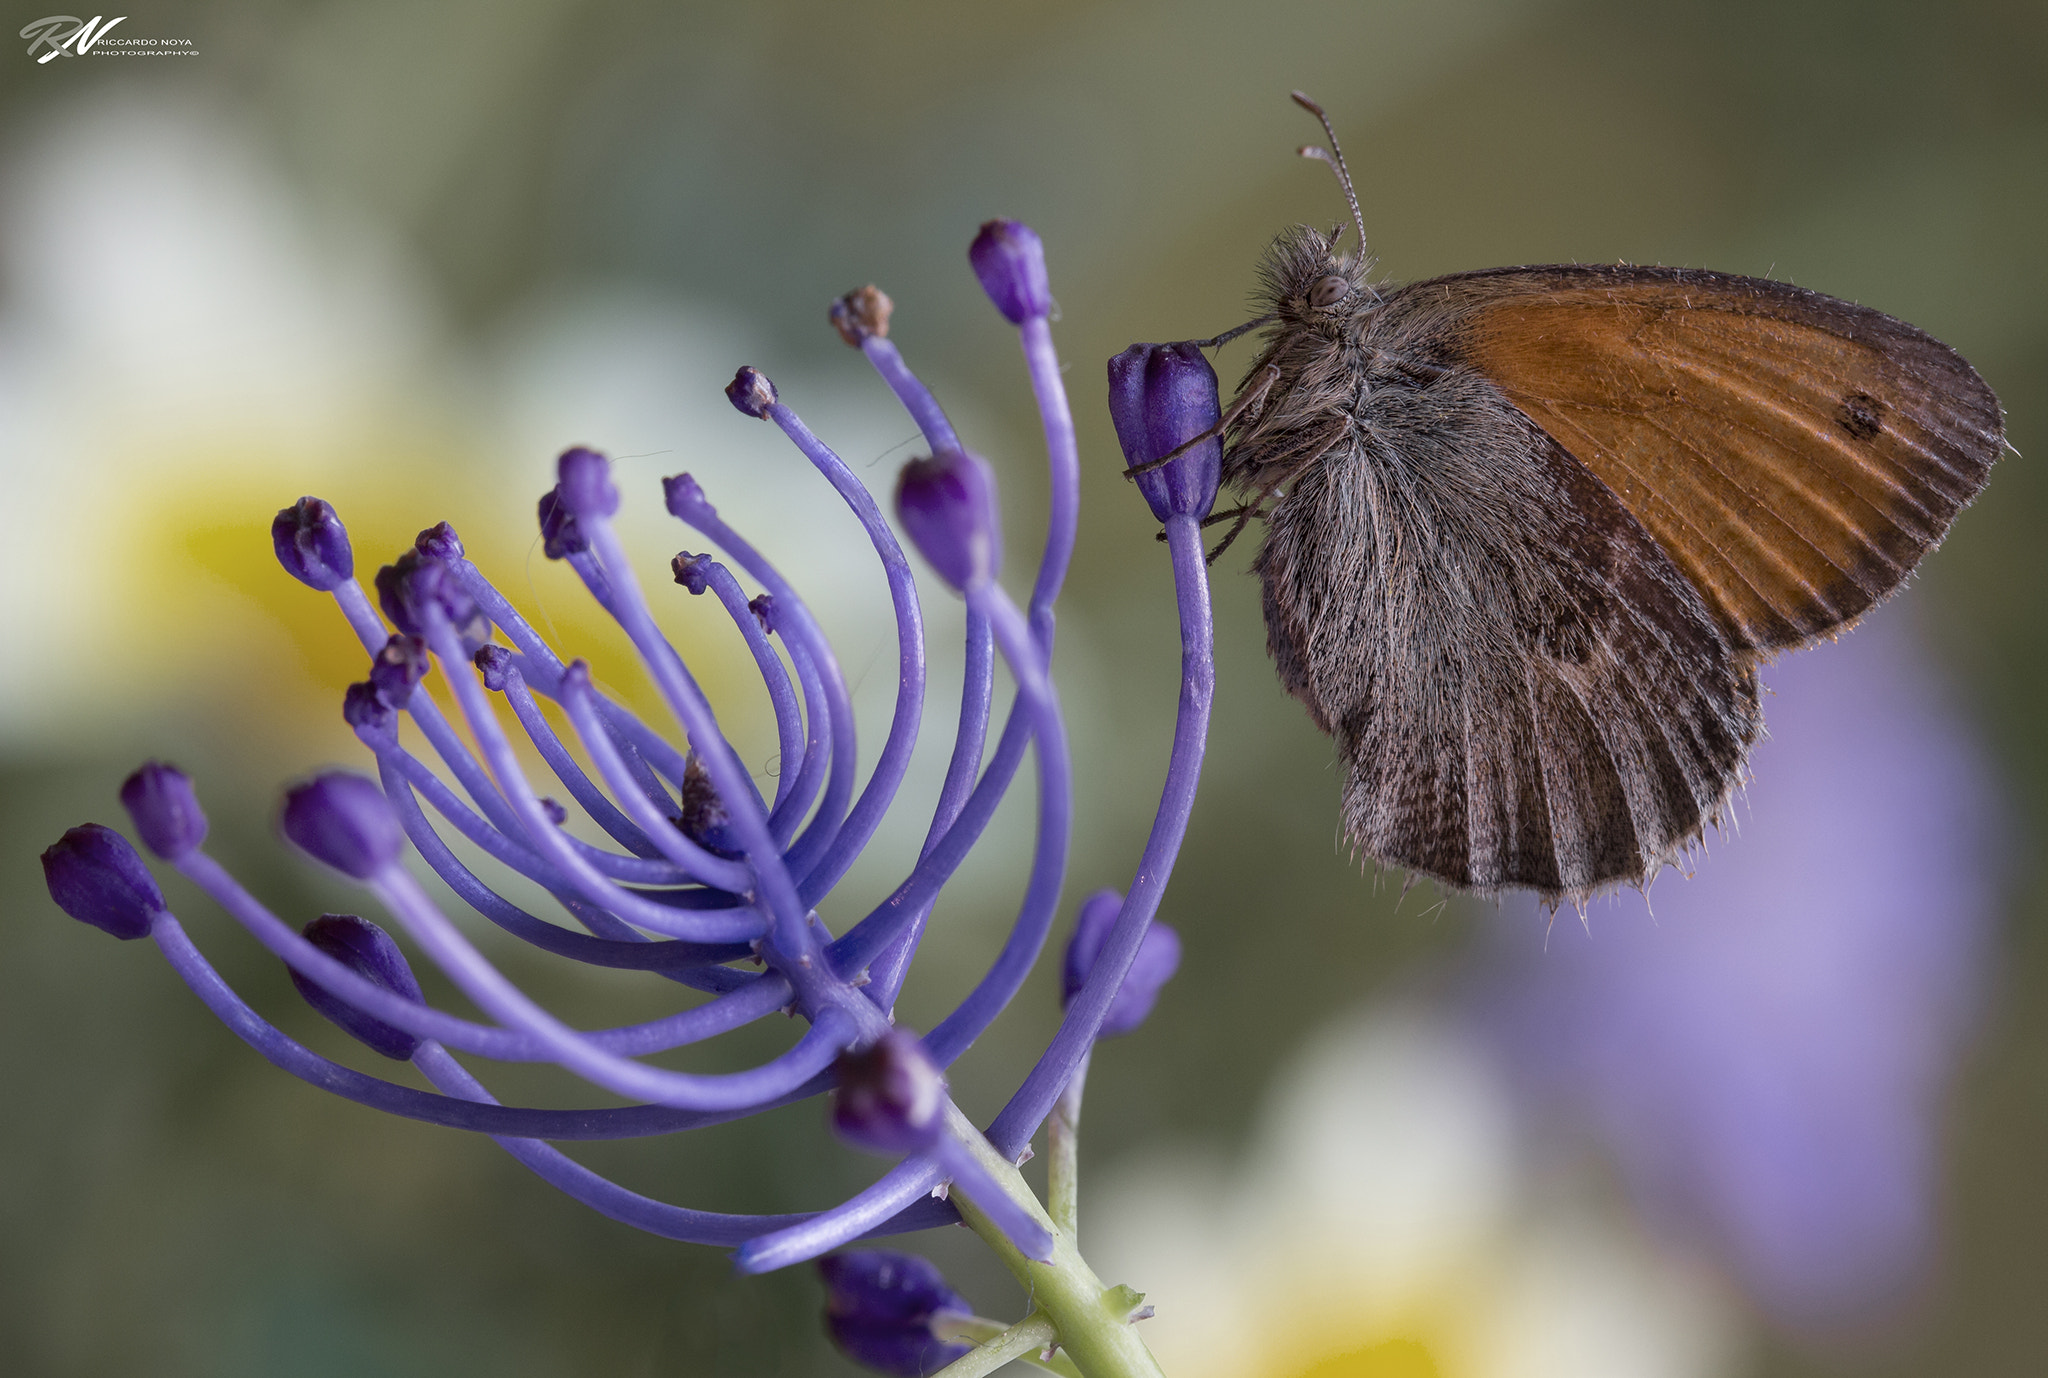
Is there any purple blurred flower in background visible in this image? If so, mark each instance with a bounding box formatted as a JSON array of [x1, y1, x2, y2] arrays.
[[1473, 610, 2002, 1335]]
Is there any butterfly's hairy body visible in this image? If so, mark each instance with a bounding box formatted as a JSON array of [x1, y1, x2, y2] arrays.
[[1225, 226, 1998, 906]]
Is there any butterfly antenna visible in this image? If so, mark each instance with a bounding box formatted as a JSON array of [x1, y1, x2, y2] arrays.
[[1291, 91, 1369, 265]]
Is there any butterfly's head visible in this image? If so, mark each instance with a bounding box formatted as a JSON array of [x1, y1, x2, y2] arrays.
[[1257, 223, 1378, 337]]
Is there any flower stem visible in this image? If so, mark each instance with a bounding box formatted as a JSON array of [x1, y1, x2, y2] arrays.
[[932, 1312, 1080, 1378], [944, 1104, 1164, 1378], [1047, 1049, 1090, 1238]]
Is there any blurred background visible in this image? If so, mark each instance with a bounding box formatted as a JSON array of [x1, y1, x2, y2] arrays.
[[4, 2, 2043, 1375]]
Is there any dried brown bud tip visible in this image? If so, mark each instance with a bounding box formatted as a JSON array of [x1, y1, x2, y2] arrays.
[[830, 285, 894, 347]]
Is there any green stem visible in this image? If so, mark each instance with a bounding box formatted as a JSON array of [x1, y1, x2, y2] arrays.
[[931, 1312, 1081, 1378], [1048, 1051, 1090, 1238], [941, 1103, 1164, 1378]]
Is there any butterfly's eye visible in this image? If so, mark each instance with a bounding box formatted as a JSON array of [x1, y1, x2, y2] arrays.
[[1308, 275, 1352, 309]]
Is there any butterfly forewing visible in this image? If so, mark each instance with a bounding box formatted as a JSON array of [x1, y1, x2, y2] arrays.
[[1395, 265, 2002, 651]]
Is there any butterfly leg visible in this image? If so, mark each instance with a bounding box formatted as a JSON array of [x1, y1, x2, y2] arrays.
[[1198, 431, 1348, 561], [1145, 502, 1260, 558], [1151, 505, 1256, 545], [1204, 506, 1261, 564], [1124, 365, 1280, 479], [1187, 312, 1276, 349]]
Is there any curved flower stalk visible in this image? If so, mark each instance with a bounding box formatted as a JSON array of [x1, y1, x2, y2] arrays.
[[42, 220, 1226, 1378]]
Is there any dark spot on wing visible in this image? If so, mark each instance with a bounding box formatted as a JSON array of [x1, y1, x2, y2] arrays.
[[1835, 391, 1885, 441]]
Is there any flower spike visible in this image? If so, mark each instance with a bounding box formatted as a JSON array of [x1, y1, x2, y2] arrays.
[[48, 215, 1209, 1373]]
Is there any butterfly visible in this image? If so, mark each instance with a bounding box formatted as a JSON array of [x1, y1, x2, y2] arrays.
[[1203, 93, 2002, 908]]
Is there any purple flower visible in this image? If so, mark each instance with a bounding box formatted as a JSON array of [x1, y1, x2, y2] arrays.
[[290, 914, 426, 1061], [1064, 887, 1181, 1038], [42, 824, 164, 940], [724, 365, 777, 419], [1107, 341, 1223, 523], [280, 771, 405, 880], [895, 449, 1003, 593], [818, 1250, 974, 1376], [1473, 610, 2001, 1333], [271, 496, 353, 591], [118, 760, 208, 860], [969, 220, 1052, 325], [368, 633, 428, 707], [40, 224, 1222, 1316], [833, 1029, 947, 1156]]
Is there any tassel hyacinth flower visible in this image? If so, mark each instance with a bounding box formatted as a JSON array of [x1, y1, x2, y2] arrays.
[[43, 221, 1223, 1378]]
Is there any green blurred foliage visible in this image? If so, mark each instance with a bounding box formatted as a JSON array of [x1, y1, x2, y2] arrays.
[[4, 1, 2043, 1374]]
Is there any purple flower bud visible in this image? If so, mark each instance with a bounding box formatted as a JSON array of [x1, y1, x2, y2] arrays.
[[748, 593, 777, 635], [1062, 888, 1181, 1038], [119, 761, 209, 860], [375, 550, 490, 650], [671, 551, 713, 594], [968, 220, 1051, 325], [413, 521, 464, 561], [271, 497, 354, 591], [832, 1030, 945, 1155], [281, 772, 403, 879], [342, 680, 398, 739], [555, 446, 619, 520], [662, 472, 716, 523], [1107, 342, 1222, 523], [369, 634, 428, 707], [42, 824, 165, 940], [679, 752, 741, 859], [537, 488, 588, 560], [817, 1250, 973, 1377], [290, 914, 426, 1061], [473, 644, 514, 692], [726, 366, 778, 419], [894, 451, 1001, 593], [829, 285, 895, 347]]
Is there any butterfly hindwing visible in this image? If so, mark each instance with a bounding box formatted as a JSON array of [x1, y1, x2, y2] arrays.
[[1250, 365, 1759, 904]]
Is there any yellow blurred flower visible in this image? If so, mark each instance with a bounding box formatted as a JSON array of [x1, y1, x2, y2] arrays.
[[1090, 1008, 1739, 1378]]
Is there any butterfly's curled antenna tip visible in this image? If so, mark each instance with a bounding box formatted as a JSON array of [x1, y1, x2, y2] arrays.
[[1288, 93, 1369, 274]]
